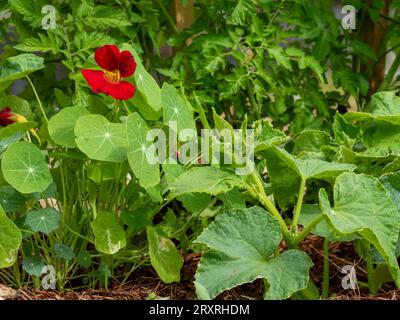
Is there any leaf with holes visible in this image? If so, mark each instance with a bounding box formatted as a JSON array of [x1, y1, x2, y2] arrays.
[[1, 142, 52, 194]]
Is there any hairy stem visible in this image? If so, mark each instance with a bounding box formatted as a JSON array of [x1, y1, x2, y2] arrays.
[[322, 237, 330, 299], [292, 177, 306, 229], [249, 171, 291, 242], [291, 213, 325, 247]]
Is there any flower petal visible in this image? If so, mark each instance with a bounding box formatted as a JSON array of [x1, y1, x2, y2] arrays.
[[82, 69, 109, 94], [118, 51, 137, 77], [82, 69, 136, 100], [106, 81, 136, 100], [94, 45, 120, 71], [0, 107, 14, 127]]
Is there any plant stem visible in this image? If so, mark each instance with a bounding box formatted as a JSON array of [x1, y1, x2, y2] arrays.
[[155, 0, 178, 32], [379, 52, 400, 91], [122, 100, 132, 114], [322, 237, 330, 299], [292, 177, 306, 229], [26, 76, 49, 125], [249, 171, 291, 241], [365, 246, 377, 294], [291, 213, 325, 247]]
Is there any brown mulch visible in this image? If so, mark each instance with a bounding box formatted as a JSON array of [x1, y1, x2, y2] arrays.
[[5, 235, 400, 300]]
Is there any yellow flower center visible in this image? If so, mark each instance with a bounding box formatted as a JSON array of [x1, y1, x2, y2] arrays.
[[104, 69, 121, 84]]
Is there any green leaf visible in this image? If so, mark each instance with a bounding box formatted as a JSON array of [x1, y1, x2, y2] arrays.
[[54, 243, 74, 261], [380, 171, 400, 211], [344, 92, 400, 126], [9, 0, 43, 27], [1, 142, 53, 194], [162, 83, 196, 133], [333, 112, 359, 146], [299, 204, 359, 242], [75, 114, 128, 162], [91, 212, 126, 255], [0, 132, 24, 154], [0, 122, 37, 144], [163, 164, 211, 212], [22, 256, 44, 276], [77, 251, 92, 268], [254, 121, 287, 152], [25, 208, 60, 234], [14, 33, 61, 54], [361, 123, 400, 157], [121, 43, 162, 112], [0, 204, 22, 268], [48, 106, 89, 148], [147, 226, 183, 284], [169, 167, 245, 196], [0, 54, 44, 83], [268, 46, 292, 71], [0, 96, 32, 119], [0, 186, 24, 213], [212, 108, 233, 131], [292, 130, 331, 155], [126, 113, 160, 188], [351, 40, 378, 61], [194, 207, 313, 300], [84, 6, 131, 29], [229, 0, 256, 25], [326, 172, 400, 286], [266, 147, 356, 208]]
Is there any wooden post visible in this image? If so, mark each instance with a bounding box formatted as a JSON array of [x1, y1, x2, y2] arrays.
[[173, 0, 195, 31], [362, 0, 390, 96]]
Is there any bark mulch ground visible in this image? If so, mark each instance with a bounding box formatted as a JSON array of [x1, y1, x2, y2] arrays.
[[2, 235, 400, 300]]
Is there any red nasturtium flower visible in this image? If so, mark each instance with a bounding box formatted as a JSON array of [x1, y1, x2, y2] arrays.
[[0, 107, 15, 127], [82, 45, 137, 100]]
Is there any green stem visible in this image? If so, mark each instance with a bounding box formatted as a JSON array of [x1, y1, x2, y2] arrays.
[[322, 237, 330, 299], [291, 213, 325, 247], [379, 52, 400, 91], [155, 0, 178, 32], [249, 172, 291, 241], [26, 76, 49, 125], [122, 100, 132, 114], [292, 177, 306, 229], [365, 246, 377, 294]]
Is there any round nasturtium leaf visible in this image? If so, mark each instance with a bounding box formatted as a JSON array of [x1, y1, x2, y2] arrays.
[[22, 255, 44, 276], [91, 212, 126, 255], [54, 243, 74, 261], [48, 106, 89, 148], [1, 142, 53, 194], [75, 114, 128, 162], [0, 186, 25, 213], [0, 205, 22, 268], [76, 251, 92, 268], [25, 208, 61, 234]]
